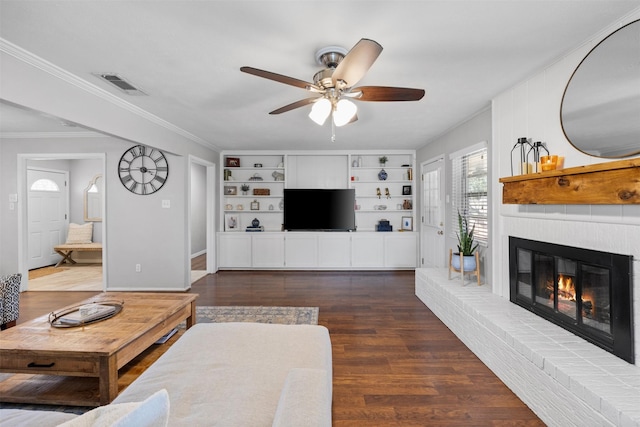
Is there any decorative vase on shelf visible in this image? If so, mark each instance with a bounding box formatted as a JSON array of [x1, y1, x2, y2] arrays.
[[378, 169, 387, 180]]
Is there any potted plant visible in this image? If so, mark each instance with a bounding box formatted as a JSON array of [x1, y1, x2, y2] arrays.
[[452, 210, 479, 271], [240, 184, 250, 195], [379, 156, 388, 166]]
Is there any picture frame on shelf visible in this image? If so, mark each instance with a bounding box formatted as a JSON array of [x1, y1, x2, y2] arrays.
[[401, 216, 413, 231], [250, 200, 260, 210], [224, 185, 237, 195], [402, 185, 412, 195], [225, 157, 240, 167], [225, 214, 239, 231]]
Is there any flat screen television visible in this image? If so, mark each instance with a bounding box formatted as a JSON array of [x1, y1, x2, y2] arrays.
[[283, 189, 356, 231]]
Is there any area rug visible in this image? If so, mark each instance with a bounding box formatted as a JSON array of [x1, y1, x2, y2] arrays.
[[192, 305, 319, 325]]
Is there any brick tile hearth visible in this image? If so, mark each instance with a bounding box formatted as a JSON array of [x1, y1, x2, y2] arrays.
[[416, 268, 640, 427]]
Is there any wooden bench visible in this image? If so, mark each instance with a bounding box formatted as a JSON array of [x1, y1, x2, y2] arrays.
[[53, 243, 102, 267]]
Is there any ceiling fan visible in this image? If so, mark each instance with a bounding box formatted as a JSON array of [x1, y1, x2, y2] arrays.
[[240, 38, 425, 128]]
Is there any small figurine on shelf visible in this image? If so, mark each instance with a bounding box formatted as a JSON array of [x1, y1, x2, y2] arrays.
[[376, 187, 382, 199], [385, 188, 390, 199]]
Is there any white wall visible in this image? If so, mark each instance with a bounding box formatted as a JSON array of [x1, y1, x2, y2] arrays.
[[491, 10, 640, 364], [416, 107, 492, 282]]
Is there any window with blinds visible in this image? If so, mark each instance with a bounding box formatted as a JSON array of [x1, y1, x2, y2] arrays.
[[450, 143, 488, 245]]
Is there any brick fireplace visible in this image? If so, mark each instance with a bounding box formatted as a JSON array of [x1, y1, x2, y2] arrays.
[[509, 236, 634, 363]]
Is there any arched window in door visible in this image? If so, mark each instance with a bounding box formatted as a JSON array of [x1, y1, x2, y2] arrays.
[[30, 179, 60, 192]]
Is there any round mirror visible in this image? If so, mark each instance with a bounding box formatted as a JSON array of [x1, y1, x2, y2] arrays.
[[560, 19, 640, 158]]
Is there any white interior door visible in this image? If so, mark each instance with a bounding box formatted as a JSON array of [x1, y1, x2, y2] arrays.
[[27, 169, 68, 269], [421, 157, 445, 267]]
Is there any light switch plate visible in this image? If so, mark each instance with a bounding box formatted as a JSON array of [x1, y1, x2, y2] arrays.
[[162, 200, 170, 208]]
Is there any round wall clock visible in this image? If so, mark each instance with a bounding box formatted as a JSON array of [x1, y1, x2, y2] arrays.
[[118, 145, 169, 195]]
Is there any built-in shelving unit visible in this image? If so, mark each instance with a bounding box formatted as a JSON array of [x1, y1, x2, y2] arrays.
[[218, 150, 417, 270], [349, 153, 415, 232], [222, 154, 285, 232]]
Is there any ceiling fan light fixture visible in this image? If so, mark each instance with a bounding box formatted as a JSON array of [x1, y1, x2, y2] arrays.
[[309, 98, 332, 125], [333, 99, 357, 127]]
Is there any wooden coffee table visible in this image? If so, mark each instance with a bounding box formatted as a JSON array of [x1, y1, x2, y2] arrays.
[[0, 292, 197, 406]]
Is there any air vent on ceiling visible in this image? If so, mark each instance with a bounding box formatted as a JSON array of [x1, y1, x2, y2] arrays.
[[94, 73, 147, 96]]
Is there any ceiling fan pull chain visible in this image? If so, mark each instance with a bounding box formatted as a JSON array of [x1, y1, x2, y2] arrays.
[[331, 119, 336, 142]]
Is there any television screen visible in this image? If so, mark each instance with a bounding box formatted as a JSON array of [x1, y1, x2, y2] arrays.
[[283, 189, 356, 231]]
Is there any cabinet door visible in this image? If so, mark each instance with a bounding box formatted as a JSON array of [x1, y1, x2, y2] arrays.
[[318, 234, 351, 267], [252, 234, 285, 267], [285, 234, 318, 268], [384, 233, 417, 268], [351, 233, 384, 267], [218, 233, 252, 268]]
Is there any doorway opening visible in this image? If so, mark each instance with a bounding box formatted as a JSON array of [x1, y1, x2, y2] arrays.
[[189, 156, 216, 284], [19, 154, 106, 291]]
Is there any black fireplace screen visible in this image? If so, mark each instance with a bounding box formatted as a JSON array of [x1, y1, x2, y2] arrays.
[[510, 237, 633, 363]]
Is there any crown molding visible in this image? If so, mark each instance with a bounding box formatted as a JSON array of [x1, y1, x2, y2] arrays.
[[0, 131, 105, 139], [0, 38, 219, 150]]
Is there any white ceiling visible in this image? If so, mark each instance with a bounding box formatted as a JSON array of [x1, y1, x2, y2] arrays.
[[1, 1, 638, 151]]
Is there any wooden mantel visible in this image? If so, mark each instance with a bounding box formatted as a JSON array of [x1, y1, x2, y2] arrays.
[[499, 158, 640, 204]]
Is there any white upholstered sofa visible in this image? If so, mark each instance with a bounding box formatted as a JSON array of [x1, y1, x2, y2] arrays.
[[0, 322, 333, 426]]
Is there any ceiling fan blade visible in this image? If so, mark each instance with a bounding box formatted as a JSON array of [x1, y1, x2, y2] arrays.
[[332, 39, 383, 88], [352, 86, 425, 102], [240, 66, 320, 91], [269, 97, 320, 115]]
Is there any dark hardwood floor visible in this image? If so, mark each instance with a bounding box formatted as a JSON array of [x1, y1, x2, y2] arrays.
[[14, 266, 544, 426]]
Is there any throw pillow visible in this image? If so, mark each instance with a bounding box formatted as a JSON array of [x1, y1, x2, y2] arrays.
[[57, 389, 170, 427], [66, 223, 93, 244]]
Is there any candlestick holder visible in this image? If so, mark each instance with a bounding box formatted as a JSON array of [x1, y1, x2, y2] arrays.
[[511, 137, 533, 175], [527, 141, 549, 173]]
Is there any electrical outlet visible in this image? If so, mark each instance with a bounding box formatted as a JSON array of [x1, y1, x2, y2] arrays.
[[135, 264, 141, 272]]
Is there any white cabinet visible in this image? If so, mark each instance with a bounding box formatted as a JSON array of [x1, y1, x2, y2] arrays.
[[285, 234, 318, 268], [252, 234, 285, 267], [218, 231, 416, 269], [384, 233, 417, 268], [352, 234, 385, 268], [218, 234, 252, 268], [348, 233, 417, 268], [318, 234, 351, 268]]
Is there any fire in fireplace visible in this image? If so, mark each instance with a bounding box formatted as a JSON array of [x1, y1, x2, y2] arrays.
[[509, 237, 634, 363]]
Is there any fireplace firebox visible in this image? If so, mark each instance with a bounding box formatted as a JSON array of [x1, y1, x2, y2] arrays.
[[509, 237, 634, 363]]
